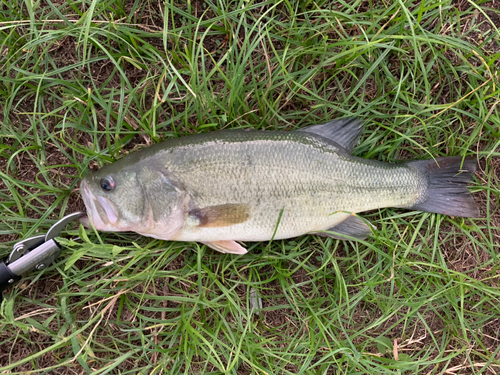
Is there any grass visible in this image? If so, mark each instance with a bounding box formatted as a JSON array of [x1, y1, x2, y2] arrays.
[[0, 0, 499, 373]]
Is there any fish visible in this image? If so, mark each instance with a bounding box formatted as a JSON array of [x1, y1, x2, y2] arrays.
[[80, 118, 479, 254]]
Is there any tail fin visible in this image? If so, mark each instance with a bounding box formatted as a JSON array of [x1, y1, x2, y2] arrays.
[[407, 156, 480, 217]]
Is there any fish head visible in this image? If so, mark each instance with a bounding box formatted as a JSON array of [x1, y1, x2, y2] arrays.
[[80, 161, 186, 238]]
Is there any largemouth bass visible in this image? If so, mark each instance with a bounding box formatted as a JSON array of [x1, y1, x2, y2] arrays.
[[80, 118, 479, 254]]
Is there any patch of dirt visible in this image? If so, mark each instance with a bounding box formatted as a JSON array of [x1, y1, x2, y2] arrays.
[[455, 0, 500, 66]]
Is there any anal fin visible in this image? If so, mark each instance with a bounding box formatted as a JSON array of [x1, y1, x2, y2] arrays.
[[310, 215, 374, 240], [202, 240, 248, 255]]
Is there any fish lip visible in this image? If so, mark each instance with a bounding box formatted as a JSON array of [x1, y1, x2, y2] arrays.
[[96, 195, 119, 224], [79, 215, 90, 228], [80, 178, 116, 230], [80, 178, 97, 227]]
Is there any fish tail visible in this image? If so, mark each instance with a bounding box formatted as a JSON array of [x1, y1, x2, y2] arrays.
[[407, 156, 480, 217]]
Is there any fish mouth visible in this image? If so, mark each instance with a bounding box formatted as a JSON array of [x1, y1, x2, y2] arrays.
[[80, 179, 120, 231], [79, 214, 90, 228]]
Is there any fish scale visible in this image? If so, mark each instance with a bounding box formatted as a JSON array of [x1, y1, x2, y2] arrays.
[[159, 131, 424, 242], [80, 118, 478, 254]]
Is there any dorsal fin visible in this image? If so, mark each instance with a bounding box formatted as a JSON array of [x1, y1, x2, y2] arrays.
[[297, 117, 364, 153]]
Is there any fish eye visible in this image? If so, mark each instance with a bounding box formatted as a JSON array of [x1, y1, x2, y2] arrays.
[[100, 176, 115, 192]]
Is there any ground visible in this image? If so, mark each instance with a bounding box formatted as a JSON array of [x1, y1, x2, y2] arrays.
[[0, 0, 499, 374]]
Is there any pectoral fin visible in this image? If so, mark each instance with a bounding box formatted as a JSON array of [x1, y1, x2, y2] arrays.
[[189, 204, 250, 228], [311, 215, 375, 240], [202, 240, 248, 254]]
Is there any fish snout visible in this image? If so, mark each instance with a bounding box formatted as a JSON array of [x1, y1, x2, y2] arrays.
[[80, 178, 119, 230]]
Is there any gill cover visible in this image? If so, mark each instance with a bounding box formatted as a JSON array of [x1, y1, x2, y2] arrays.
[[81, 162, 187, 240]]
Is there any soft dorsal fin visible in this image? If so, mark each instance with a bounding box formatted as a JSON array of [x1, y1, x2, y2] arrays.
[[297, 117, 364, 153]]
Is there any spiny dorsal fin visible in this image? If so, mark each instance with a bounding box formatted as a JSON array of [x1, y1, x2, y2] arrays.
[[297, 117, 364, 153], [311, 215, 375, 240], [189, 204, 250, 228]]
